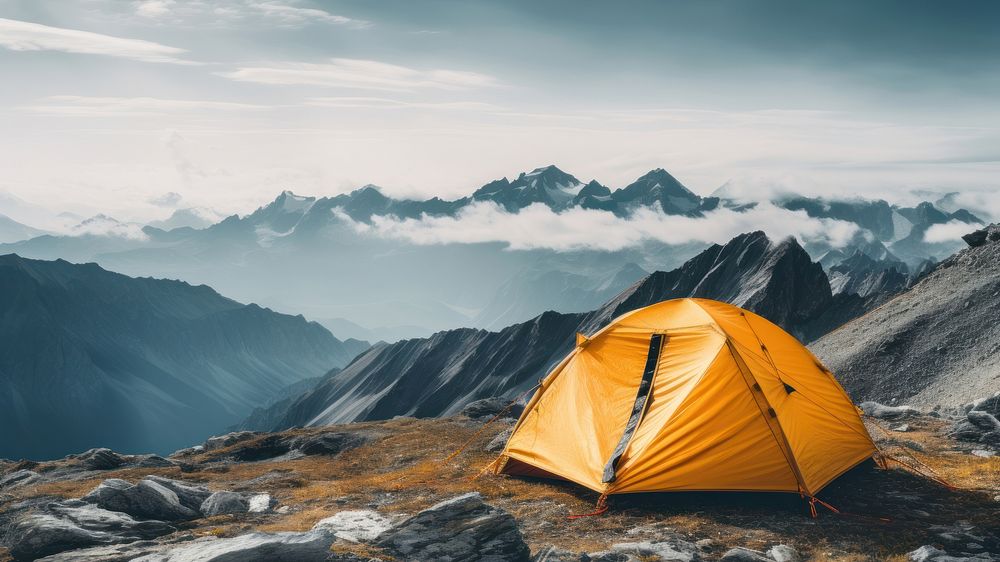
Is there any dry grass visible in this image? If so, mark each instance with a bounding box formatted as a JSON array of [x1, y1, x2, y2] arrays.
[[3, 415, 998, 561]]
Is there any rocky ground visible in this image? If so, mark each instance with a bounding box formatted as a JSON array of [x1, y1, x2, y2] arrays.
[[1, 398, 998, 562]]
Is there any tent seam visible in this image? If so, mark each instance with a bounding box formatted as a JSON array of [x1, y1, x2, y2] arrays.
[[726, 339, 812, 496]]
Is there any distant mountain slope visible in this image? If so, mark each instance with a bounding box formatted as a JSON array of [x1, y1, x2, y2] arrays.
[[245, 231, 882, 431], [0, 213, 47, 244], [0, 254, 368, 460], [810, 226, 1000, 407]]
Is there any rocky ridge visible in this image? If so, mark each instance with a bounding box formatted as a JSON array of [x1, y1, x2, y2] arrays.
[[811, 224, 1000, 406]]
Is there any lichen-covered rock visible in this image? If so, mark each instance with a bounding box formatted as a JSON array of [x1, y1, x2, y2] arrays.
[[313, 510, 393, 542], [247, 493, 277, 514], [611, 540, 701, 561], [375, 492, 530, 561]]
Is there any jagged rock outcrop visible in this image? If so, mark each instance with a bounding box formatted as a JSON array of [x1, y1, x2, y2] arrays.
[[0, 254, 369, 460], [827, 251, 909, 299], [243, 232, 881, 429], [811, 225, 1000, 406]]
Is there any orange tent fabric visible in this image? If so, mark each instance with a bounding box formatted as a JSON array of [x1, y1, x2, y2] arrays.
[[495, 298, 876, 497]]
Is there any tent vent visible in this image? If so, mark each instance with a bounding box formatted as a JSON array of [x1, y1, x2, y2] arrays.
[[783, 382, 796, 394], [767, 407, 777, 418]]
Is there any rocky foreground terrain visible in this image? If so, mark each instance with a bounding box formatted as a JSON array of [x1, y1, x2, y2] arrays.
[[2, 397, 998, 561]]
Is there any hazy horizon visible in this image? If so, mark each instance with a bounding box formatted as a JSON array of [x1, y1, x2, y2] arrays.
[[1, 0, 998, 228]]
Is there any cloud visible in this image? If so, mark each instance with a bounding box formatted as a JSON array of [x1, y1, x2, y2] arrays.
[[131, 0, 370, 29], [149, 191, 183, 207], [71, 214, 149, 240], [305, 96, 500, 111], [20, 95, 269, 116], [923, 220, 983, 244], [251, 1, 371, 28], [221, 58, 498, 91], [0, 17, 193, 64], [339, 201, 861, 252], [134, 0, 176, 18]]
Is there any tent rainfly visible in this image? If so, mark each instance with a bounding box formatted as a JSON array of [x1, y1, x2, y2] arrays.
[[493, 298, 877, 511]]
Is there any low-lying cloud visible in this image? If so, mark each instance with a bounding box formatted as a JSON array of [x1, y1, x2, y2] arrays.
[[924, 220, 983, 244], [341, 202, 861, 252]]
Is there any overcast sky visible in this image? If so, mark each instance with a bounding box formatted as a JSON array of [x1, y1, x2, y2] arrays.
[[1, 0, 998, 224]]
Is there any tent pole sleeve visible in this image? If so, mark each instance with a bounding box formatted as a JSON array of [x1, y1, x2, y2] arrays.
[[726, 339, 811, 496]]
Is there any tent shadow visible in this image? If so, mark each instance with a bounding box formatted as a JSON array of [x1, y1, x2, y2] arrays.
[[523, 460, 998, 534]]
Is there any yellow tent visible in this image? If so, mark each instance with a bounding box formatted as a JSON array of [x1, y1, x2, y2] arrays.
[[494, 298, 876, 504]]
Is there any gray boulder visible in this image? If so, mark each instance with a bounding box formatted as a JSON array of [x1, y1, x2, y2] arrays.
[[130, 530, 335, 561], [967, 411, 1000, 432], [290, 432, 369, 456], [860, 401, 920, 420], [719, 547, 772, 562], [200, 491, 249, 516], [767, 545, 802, 562], [963, 229, 990, 248], [375, 492, 530, 561], [7, 500, 173, 560], [972, 395, 1000, 417], [143, 476, 212, 512], [460, 398, 525, 420], [73, 448, 126, 470], [83, 479, 199, 521]]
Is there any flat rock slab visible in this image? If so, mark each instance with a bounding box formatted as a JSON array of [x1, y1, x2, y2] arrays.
[[130, 530, 334, 562], [313, 509, 393, 542], [375, 492, 530, 562]]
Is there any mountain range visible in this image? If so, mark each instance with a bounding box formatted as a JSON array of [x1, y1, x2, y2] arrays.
[[240, 231, 891, 431], [0, 254, 368, 460], [0, 166, 982, 341]]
